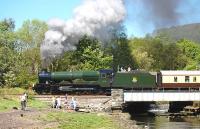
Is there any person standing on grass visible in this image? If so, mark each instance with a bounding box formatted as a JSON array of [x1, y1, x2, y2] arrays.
[[20, 93, 26, 110], [64, 93, 68, 109], [24, 92, 28, 109], [56, 96, 62, 109], [70, 97, 77, 111], [51, 96, 56, 108]]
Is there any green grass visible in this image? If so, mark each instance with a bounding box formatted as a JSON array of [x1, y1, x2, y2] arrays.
[[0, 87, 48, 111], [28, 98, 49, 109], [41, 112, 120, 129], [0, 95, 48, 112], [0, 96, 19, 111]]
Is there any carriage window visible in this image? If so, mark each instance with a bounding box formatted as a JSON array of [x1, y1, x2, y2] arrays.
[[174, 77, 177, 82], [185, 76, 190, 82], [193, 77, 196, 82]]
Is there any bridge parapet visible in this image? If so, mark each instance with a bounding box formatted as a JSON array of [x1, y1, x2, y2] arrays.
[[124, 91, 200, 102]]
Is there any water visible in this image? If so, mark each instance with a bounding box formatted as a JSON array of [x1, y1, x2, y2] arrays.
[[132, 115, 200, 129]]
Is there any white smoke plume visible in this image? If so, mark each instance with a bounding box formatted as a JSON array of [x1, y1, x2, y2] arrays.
[[41, 0, 126, 65]]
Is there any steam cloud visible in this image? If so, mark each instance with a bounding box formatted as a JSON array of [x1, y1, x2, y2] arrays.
[[41, 0, 126, 65], [140, 0, 181, 28]]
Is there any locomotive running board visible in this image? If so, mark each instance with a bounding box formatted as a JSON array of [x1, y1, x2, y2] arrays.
[[59, 86, 95, 91]]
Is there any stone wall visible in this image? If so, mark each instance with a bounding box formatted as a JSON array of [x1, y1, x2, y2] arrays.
[[111, 89, 124, 110]]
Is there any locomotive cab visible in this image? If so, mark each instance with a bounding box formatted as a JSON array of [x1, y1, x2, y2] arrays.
[[98, 69, 114, 87]]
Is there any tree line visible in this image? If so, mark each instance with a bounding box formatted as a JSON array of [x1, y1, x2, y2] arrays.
[[0, 18, 200, 88]]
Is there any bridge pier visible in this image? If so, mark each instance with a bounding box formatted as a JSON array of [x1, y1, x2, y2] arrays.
[[111, 89, 124, 112], [123, 91, 200, 114], [110, 90, 200, 113]]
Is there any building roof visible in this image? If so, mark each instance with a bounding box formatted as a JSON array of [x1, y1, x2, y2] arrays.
[[160, 70, 200, 76]]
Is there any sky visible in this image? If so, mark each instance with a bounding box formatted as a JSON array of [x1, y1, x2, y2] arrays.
[[1, 0, 200, 37]]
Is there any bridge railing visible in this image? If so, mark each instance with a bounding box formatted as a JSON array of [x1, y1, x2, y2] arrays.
[[124, 91, 200, 102]]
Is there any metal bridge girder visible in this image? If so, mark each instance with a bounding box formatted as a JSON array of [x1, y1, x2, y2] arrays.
[[124, 91, 200, 102]]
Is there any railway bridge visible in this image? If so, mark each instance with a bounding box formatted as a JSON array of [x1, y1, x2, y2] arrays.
[[124, 90, 200, 102], [111, 89, 200, 110]]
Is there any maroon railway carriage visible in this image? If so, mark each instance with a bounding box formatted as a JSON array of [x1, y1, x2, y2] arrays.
[[159, 70, 200, 89]]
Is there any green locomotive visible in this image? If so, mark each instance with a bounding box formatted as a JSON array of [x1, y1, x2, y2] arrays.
[[33, 69, 157, 94]]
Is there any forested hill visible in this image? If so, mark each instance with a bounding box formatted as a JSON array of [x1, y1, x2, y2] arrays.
[[153, 23, 200, 43]]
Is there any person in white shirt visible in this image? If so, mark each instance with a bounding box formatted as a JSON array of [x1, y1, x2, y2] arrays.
[[56, 96, 62, 109], [70, 97, 77, 111], [20, 93, 26, 110], [128, 67, 131, 72]]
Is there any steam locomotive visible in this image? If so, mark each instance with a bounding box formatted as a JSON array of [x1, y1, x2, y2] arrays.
[[33, 69, 200, 94]]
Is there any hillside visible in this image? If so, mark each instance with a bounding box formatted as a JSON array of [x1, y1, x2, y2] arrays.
[[153, 23, 200, 43]]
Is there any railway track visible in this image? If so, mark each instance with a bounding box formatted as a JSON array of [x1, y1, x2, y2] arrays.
[[3, 94, 111, 108], [33, 95, 111, 100], [1, 94, 112, 112], [33, 95, 112, 112]]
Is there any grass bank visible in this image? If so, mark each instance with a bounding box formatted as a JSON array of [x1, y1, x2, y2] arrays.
[[0, 87, 48, 112], [0, 87, 35, 95], [0, 95, 48, 112], [40, 112, 121, 129]]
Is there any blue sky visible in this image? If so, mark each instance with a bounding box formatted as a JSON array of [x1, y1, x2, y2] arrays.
[[1, 0, 200, 37], [0, 0, 81, 26]]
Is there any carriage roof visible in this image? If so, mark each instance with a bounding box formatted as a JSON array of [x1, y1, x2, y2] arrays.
[[160, 70, 200, 76]]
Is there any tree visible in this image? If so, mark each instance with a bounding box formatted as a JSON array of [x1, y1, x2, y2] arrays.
[[17, 19, 48, 74], [48, 51, 74, 71], [73, 35, 100, 62], [112, 32, 136, 71], [9, 19, 48, 87], [70, 35, 112, 70], [79, 46, 112, 70], [17, 19, 48, 50], [177, 39, 200, 70], [161, 43, 184, 70], [0, 18, 16, 49], [177, 39, 200, 60], [129, 37, 162, 71], [0, 19, 49, 88], [132, 48, 154, 71], [129, 36, 186, 71], [0, 18, 17, 87]]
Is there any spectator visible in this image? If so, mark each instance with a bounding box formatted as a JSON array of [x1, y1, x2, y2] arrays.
[[56, 96, 62, 109], [70, 97, 78, 111], [63, 93, 68, 109], [20, 93, 26, 110], [24, 92, 28, 108], [128, 67, 131, 72], [51, 96, 56, 108], [65, 93, 68, 100]]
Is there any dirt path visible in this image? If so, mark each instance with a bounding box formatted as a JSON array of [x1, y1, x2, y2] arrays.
[[0, 108, 58, 129]]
